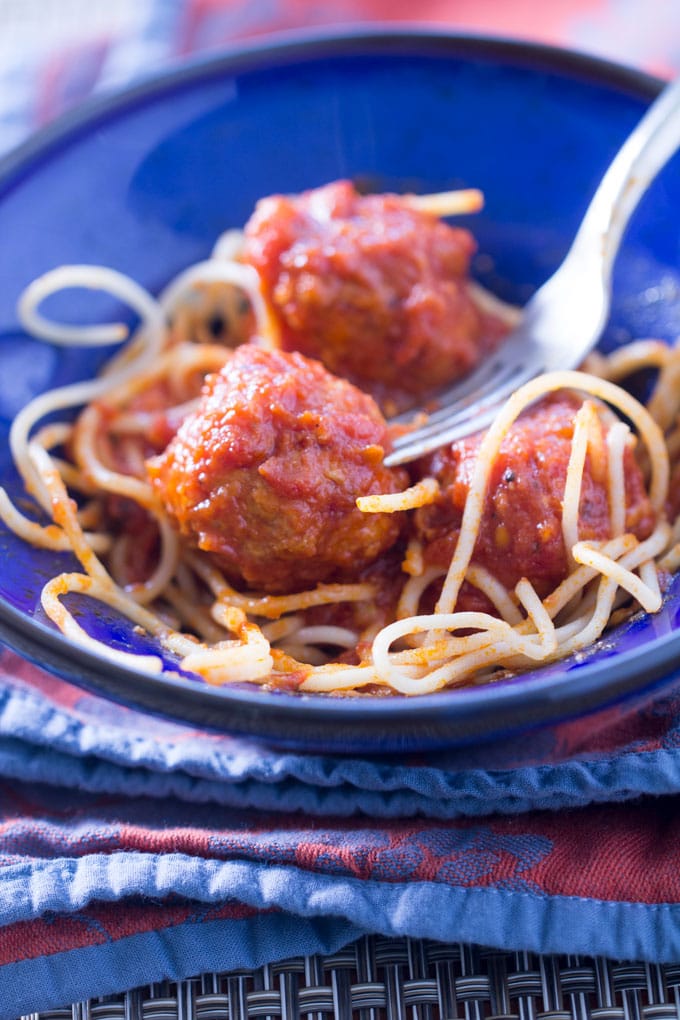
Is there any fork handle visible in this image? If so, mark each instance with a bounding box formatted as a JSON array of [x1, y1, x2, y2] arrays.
[[571, 75, 680, 283]]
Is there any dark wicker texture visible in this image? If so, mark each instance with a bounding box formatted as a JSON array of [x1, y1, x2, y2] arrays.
[[21, 936, 680, 1020]]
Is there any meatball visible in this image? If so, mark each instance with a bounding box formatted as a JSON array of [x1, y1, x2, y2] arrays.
[[413, 393, 657, 609], [242, 180, 503, 412], [147, 345, 409, 592]]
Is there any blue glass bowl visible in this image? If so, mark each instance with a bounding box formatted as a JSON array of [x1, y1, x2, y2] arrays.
[[0, 29, 679, 756]]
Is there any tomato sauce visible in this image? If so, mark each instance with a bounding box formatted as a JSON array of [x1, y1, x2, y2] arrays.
[[243, 180, 505, 413], [413, 393, 656, 607], [147, 345, 409, 592]]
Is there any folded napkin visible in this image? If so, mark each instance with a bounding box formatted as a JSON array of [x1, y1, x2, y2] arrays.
[[5, 648, 680, 819], [2, 644, 680, 1018]]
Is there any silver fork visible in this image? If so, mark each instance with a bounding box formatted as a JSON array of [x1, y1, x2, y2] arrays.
[[385, 76, 680, 467]]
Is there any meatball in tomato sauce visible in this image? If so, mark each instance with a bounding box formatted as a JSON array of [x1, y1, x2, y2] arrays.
[[242, 180, 505, 412], [413, 393, 656, 610], [147, 345, 409, 593]]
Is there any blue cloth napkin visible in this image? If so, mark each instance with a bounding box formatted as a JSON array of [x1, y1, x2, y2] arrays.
[[4, 648, 680, 819]]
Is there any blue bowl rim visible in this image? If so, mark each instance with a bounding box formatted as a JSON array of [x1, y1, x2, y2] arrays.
[[0, 26, 676, 747], [0, 25, 664, 194]]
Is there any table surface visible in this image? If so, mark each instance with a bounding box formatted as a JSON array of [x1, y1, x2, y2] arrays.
[[18, 935, 680, 1020]]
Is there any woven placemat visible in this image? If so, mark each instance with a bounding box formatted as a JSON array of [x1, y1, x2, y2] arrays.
[[20, 935, 680, 1020]]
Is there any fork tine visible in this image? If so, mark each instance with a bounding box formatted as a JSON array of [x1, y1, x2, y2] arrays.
[[402, 359, 520, 433], [390, 362, 534, 447], [388, 355, 503, 426], [385, 403, 497, 466], [385, 363, 535, 465]]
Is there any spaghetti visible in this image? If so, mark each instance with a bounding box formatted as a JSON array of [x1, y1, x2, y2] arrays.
[[1, 181, 679, 697]]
